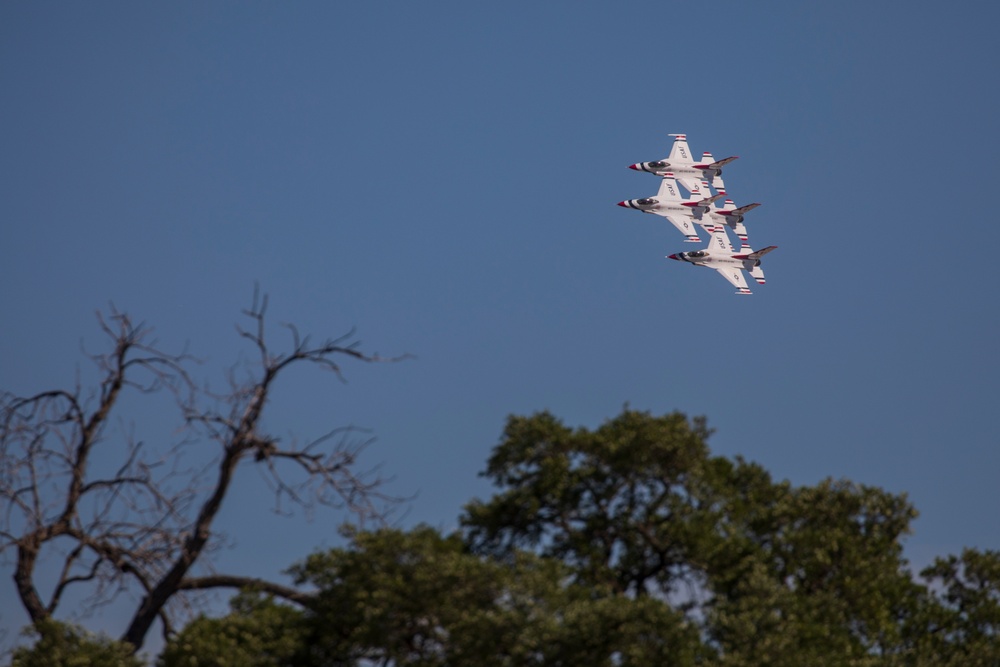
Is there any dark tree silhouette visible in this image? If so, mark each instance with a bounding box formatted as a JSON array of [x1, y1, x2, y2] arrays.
[[0, 291, 404, 652]]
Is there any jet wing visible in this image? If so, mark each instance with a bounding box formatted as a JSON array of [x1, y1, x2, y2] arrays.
[[714, 266, 752, 294], [661, 213, 701, 242], [655, 176, 683, 201], [731, 221, 749, 247], [707, 229, 735, 253], [667, 134, 693, 163], [674, 175, 706, 196]]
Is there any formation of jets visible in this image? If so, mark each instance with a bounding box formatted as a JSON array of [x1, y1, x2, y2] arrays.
[[619, 134, 776, 294]]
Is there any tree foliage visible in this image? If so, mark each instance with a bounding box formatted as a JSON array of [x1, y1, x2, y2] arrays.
[[0, 292, 401, 652], [170, 525, 704, 667], [704, 477, 923, 665], [893, 548, 1000, 666], [157, 593, 306, 667], [462, 409, 925, 665], [7, 401, 999, 665], [462, 409, 719, 598], [7, 620, 143, 667]]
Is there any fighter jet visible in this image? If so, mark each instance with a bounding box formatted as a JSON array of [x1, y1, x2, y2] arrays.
[[629, 134, 737, 195], [617, 175, 725, 242], [668, 229, 776, 295]]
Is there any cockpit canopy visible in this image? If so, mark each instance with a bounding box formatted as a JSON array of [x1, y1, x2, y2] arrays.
[[636, 198, 657, 206], [686, 250, 708, 259], [648, 161, 668, 169]]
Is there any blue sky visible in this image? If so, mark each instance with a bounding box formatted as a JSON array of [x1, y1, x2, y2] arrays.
[[2, 0, 1000, 650]]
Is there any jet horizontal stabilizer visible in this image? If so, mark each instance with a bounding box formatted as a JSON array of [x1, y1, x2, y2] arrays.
[[748, 245, 777, 260], [684, 192, 726, 207], [733, 245, 778, 260], [698, 155, 738, 170], [722, 202, 761, 216]]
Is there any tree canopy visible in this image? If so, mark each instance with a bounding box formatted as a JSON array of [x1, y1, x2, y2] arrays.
[[8, 620, 143, 667], [462, 409, 928, 664], [6, 407, 999, 666], [162, 525, 704, 667]]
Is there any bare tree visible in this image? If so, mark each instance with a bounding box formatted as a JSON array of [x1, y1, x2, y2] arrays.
[[0, 291, 404, 652]]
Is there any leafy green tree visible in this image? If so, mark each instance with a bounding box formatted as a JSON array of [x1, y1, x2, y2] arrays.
[[462, 409, 925, 665], [287, 525, 705, 666], [8, 619, 143, 667], [462, 409, 721, 599], [157, 593, 307, 667], [149, 408, 998, 667], [704, 477, 922, 665], [891, 548, 1000, 666]]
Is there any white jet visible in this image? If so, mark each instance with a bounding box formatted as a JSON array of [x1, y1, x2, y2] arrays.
[[617, 175, 725, 242], [629, 133, 737, 195], [667, 229, 777, 295]]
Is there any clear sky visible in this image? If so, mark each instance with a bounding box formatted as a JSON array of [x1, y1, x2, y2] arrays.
[[2, 0, 999, 651]]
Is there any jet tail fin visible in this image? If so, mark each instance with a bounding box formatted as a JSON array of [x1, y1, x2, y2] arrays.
[[667, 134, 693, 163], [731, 245, 773, 284], [690, 152, 734, 194]]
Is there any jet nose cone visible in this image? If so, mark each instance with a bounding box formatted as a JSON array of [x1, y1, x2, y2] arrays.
[[628, 163, 640, 171], [617, 201, 629, 208], [667, 254, 679, 261]]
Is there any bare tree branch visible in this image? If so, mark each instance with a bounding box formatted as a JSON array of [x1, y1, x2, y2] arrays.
[[0, 291, 407, 653], [177, 574, 314, 606]]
